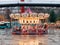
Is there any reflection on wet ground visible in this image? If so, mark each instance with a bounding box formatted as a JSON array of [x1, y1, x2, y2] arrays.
[[0, 29, 60, 45], [0, 35, 48, 45]]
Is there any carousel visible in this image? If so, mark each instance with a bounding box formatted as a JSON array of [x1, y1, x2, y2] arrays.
[[10, 13, 49, 35]]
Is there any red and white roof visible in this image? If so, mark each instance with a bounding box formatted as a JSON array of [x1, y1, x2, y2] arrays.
[[25, 8, 32, 14]]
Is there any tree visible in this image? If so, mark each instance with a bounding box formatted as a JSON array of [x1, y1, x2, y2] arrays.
[[6, 9, 11, 19], [56, 17, 60, 21], [5, 9, 11, 28], [49, 9, 57, 22]]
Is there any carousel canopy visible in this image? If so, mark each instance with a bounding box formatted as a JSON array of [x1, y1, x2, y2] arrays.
[[10, 13, 50, 19]]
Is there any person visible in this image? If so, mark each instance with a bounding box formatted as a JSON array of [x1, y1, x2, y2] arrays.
[[44, 24, 48, 30], [44, 23, 48, 34]]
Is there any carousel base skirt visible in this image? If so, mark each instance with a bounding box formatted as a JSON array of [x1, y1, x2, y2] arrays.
[[12, 32, 48, 35]]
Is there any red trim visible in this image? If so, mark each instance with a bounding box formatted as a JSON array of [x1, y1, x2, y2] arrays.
[[21, 0, 24, 2]]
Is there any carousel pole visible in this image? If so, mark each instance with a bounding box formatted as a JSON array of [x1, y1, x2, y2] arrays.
[[20, 0, 25, 34]]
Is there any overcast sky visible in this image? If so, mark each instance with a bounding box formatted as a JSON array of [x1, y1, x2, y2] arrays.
[[0, 0, 60, 4]]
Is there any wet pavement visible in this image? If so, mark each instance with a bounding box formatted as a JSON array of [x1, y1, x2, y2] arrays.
[[0, 29, 60, 45], [48, 29, 60, 45]]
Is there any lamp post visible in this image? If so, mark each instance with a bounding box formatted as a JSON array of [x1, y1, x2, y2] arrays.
[[20, 0, 25, 13]]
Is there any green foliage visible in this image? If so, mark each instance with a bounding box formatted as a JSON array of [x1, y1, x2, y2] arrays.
[[49, 9, 57, 22], [56, 17, 60, 21]]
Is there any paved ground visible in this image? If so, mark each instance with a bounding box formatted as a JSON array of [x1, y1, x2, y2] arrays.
[[0, 29, 60, 45], [48, 29, 60, 45]]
